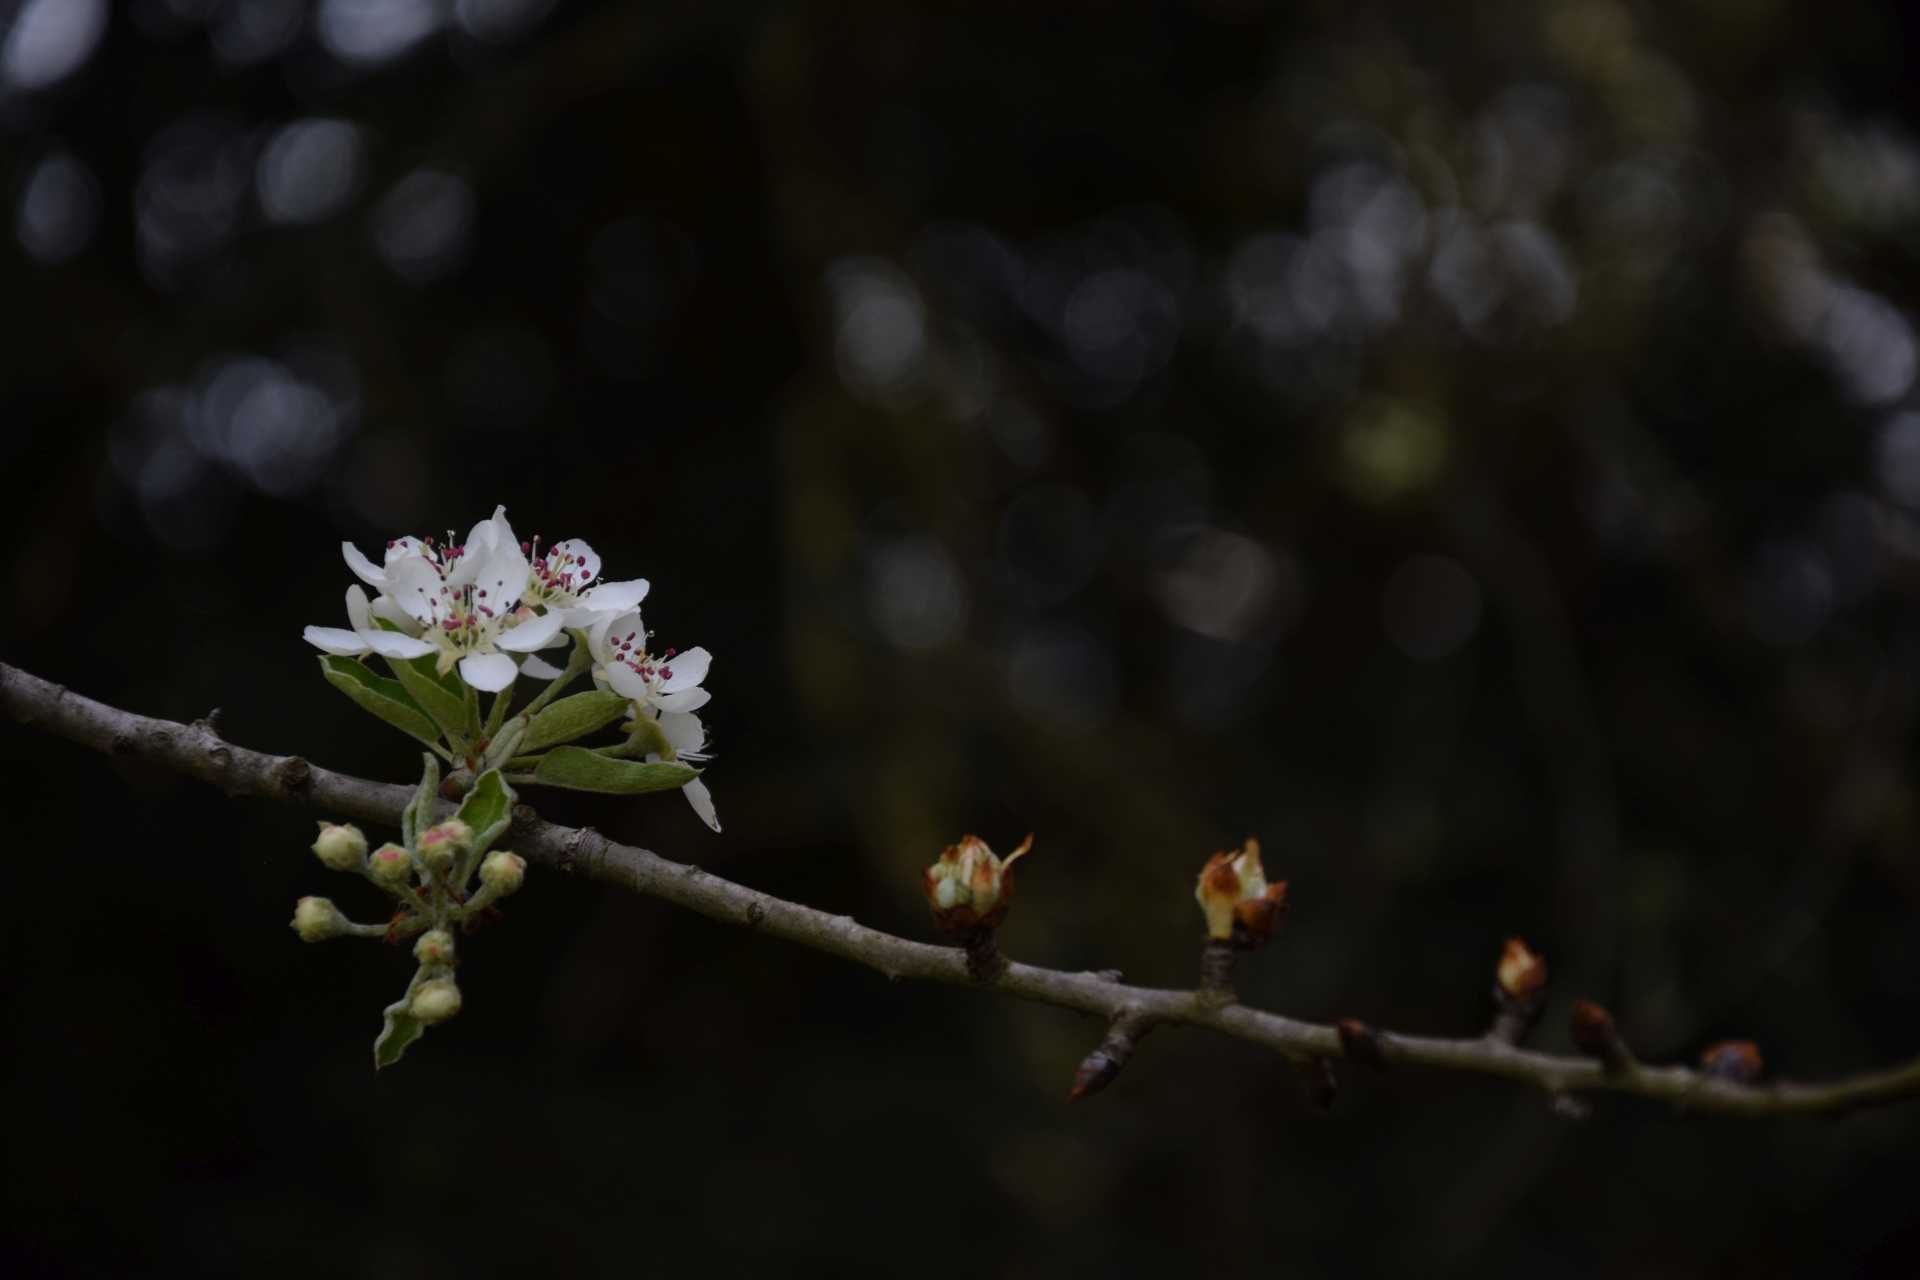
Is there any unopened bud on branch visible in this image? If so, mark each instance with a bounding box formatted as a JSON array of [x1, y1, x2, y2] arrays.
[[409, 978, 463, 1024], [413, 929, 456, 967], [419, 820, 473, 874], [1699, 1040, 1763, 1083], [1194, 839, 1287, 947], [1490, 937, 1549, 1044], [368, 843, 412, 884], [480, 850, 527, 896], [1570, 999, 1634, 1075], [922, 834, 1034, 936], [290, 896, 349, 942], [311, 822, 367, 871]]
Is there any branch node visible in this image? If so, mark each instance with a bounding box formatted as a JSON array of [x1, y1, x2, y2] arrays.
[[962, 927, 1007, 983], [271, 756, 311, 796], [1198, 938, 1237, 1005], [1336, 1018, 1389, 1070]]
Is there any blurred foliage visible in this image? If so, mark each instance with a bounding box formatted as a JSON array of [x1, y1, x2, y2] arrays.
[[6, 0, 1920, 1274]]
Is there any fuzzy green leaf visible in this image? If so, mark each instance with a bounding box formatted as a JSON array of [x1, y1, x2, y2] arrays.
[[319, 656, 440, 748], [533, 746, 698, 795], [388, 653, 472, 743], [373, 995, 426, 1069], [520, 690, 631, 753], [403, 752, 442, 851], [454, 767, 516, 855]]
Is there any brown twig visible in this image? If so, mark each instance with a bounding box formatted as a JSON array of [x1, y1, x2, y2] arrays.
[[6, 659, 1919, 1118]]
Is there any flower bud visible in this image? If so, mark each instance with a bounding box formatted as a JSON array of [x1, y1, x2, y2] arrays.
[[1496, 938, 1548, 1004], [480, 849, 527, 896], [311, 821, 368, 871], [413, 929, 456, 967], [418, 819, 472, 874], [922, 833, 1034, 935], [368, 842, 412, 884], [409, 978, 463, 1024], [290, 896, 348, 942], [1194, 838, 1288, 945]]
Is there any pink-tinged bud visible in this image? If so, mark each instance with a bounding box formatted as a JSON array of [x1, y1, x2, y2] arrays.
[[368, 843, 412, 884], [1700, 1040, 1764, 1083], [409, 979, 462, 1024], [413, 930, 456, 967], [921, 833, 1034, 935], [311, 822, 368, 871], [1194, 838, 1288, 944], [479, 850, 526, 896], [1496, 938, 1548, 1003], [418, 820, 472, 873], [291, 896, 348, 942]]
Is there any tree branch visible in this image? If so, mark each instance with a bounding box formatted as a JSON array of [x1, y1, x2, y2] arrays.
[[5, 659, 1916, 1117]]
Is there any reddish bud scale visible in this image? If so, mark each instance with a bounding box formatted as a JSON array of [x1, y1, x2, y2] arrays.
[[1496, 938, 1548, 1003], [1699, 1040, 1764, 1083], [1570, 999, 1632, 1074], [1068, 1048, 1124, 1102]]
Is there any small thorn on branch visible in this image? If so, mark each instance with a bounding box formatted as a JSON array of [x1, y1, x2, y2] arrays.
[[1489, 937, 1549, 1046], [1068, 1013, 1153, 1102], [1570, 999, 1636, 1076], [1337, 1018, 1388, 1070]]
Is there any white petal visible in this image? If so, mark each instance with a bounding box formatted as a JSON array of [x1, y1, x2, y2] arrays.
[[496, 609, 564, 652], [362, 629, 437, 659], [590, 609, 644, 663], [658, 646, 711, 692], [369, 594, 418, 632], [519, 652, 565, 679], [657, 710, 708, 756], [464, 538, 530, 614], [342, 542, 385, 589], [345, 584, 373, 631], [387, 556, 448, 626], [655, 688, 711, 714], [681, 778, 720, 833], [458, 651, 519, 692], [604, 662, 652, 701], [578, 578, 649, 613], [549, 537, 601, 586], [305, 625, 370, 655], [385, 535, 430, 567]]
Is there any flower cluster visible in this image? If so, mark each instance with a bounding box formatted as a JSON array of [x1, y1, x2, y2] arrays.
[[305, 505, 719, 831]]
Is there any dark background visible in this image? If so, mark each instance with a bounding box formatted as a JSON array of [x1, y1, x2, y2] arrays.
[[5, 1, 1920, 1274]]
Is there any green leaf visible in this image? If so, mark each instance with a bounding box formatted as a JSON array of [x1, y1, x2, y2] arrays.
[[319, 656, 440, 748], [533, 746, 698, 795], [373, 994, 426, 1069], [454, 767, 516, 855], [388, 653, 472, 744], [403, 752, 442, 851], [521, 690, 631, 753]]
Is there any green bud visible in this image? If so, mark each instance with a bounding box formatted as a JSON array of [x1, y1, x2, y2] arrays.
[[368, 843, 412, 884], [410, 978, 463, 1024], [290, 896, 348, 942], [479, 850, 526, 897], [311, 821, 368, 871], [413, 930, 456, 967]]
